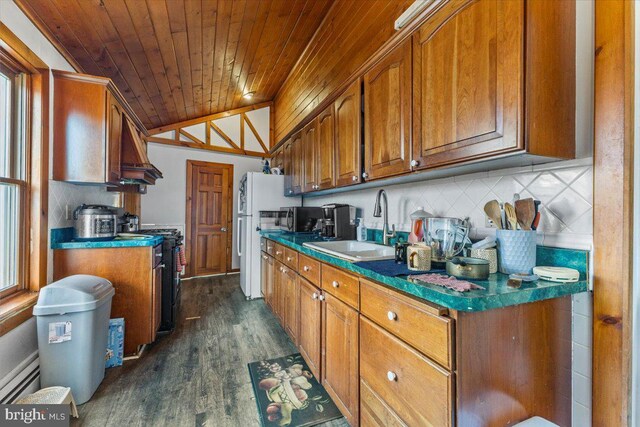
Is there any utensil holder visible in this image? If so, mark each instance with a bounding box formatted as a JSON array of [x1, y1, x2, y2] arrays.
[[470, 248, 498, 274], [496, 230, 537, 274]]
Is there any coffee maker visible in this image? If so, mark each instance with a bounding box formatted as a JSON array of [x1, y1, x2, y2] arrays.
[[320, 204, 356, 240]]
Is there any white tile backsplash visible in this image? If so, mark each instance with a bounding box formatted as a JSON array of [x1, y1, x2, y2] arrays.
[[48, 180, 121, 229], [304, 157, 595, 425]]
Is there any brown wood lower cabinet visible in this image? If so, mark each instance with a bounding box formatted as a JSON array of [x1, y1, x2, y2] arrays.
[[298, 277, 322, 380], [261, 239, 572, 426], [53, 245, 163, 356], [322, 292, 359, 426]]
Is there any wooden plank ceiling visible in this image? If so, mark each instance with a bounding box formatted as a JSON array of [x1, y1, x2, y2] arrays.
[[15, 0, 334, 130], [274, 0, 414, 143]]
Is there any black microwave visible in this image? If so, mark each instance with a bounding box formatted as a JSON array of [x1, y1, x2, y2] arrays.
[[280, 207, 323, 233]]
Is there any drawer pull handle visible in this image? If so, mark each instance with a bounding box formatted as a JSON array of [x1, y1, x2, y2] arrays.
[[303, 266, 310, 272], [276, 251, 282, 255], [312, 292, 318, 300], [318, 294, 326, 301], [387, 371, 397, 382], [287, 256, 292, 261], [387, 311, 397, 321], [332, 280, 339, 288]]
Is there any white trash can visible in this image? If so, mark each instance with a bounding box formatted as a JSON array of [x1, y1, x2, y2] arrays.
[[33, 275, 115, 404]]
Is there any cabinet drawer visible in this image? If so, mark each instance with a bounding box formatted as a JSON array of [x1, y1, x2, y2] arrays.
[[266, 239, 275, 256], [360, 317, 453, 427], [260, 238, 267, 253], [299, 254, 321, 286], [284, 248, 298, 270], [321, 264, 359, 309], [360, 278, 453, 369], [274, 243, 285, 262], [360, 379, 407, 427]]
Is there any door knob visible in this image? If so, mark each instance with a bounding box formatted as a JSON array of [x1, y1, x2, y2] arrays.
[[221, 227, 227, 232]]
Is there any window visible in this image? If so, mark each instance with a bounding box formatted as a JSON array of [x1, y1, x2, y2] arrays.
[[0, 51, 29, 298]]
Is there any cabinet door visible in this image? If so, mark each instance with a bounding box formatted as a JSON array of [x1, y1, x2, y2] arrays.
[[283, 139, 293, 196], [273, 261, 285, 324], [302, 119, 319, 192], [334, 79, 362, 187], [316, 105, 335, 190], [283, 267, 300, 345], [261, 253, 269, 299], [322, 292, 359, 426], [266, 255, 275, 308], [363, 40, 412, 181], [412, 0, 523, 169], [298, 278, 322, 380], [106, 93, 123, 185], [290, 132, 303, 195], [151, 264, 162, 341]]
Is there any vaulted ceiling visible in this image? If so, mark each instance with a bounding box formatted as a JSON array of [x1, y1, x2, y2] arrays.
[[15, 0, 334, 129]]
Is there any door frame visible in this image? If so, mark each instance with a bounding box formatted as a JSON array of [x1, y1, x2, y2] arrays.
[[185, 160, 234, 278], [593, 1, 635, 424]]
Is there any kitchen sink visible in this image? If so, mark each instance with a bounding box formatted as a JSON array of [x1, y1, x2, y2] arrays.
[[302, 240, 395, 262]]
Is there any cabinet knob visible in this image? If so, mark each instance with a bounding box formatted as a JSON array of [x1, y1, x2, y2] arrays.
[[159, 263, 166, 269], [276, 251, 282, 255], [410, 159, 419, 167], [303, 266, 310, 272], [332, 280, 339, 288], [282, 268, 287, 274], [221, 227, 227, 232], [288, 190, 293, 194], [387, 371, 397, 382], [362, 172, 369, 179], [318, 294, 326, 301], [352, 175, 358, 182], [155, 253, 163, 258], [312, 292, 318, 300], [387, 311, 397, 321], [263, 255, 268, 260], [287, 256, 292, 261]]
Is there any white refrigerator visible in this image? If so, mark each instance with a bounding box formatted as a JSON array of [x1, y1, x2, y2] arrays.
[[238, 172, 300, 299]]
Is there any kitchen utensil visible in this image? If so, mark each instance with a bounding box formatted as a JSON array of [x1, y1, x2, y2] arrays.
[[395, 242, 410, 264], [531, 212, 541, 230], [408, 207, 430, 243], [496, 229, 537, 274], [407, 243, 432, 271], [504, 203, 518, 230], [471, 236, 496, 250], [509, 273, 539, 282], [514, 198, 536, 230], [532, 266, 580, 283], [470, 248, 498, 273], [484, 200, 503, 229], [446, 257, 490, 280], [423, 217, 470, 262], [73, 204, 117, 241]]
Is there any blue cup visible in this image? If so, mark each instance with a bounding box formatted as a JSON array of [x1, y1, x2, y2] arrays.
[[496, 230, 537, 274]]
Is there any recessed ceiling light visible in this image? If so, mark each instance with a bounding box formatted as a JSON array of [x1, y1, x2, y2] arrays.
[[243, 92, 255, 100]]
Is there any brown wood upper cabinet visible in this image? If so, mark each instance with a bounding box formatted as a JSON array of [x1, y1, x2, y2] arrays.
[[316, 105, 335, 190], [412, 0, 575, 169], [363, 40, 412, 181], [334, 79, 362, 187], [286, 131, 303, 196], [302, 119, 319, 192], [53, 71, 125, 185]]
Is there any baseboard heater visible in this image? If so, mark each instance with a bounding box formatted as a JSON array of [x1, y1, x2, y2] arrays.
[[0, 351, 40, 403]]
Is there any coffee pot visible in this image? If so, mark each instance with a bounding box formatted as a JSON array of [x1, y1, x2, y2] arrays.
[[423, 217, 470, 262]]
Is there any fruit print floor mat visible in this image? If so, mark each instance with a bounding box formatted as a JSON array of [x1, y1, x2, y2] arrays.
[[248, 353, 343, 427]]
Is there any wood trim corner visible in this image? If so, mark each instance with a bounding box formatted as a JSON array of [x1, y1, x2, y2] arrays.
[[593, 1, 635, 424]]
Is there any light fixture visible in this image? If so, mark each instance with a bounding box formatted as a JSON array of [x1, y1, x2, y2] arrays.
[[243, 92, 255, 100], [394, 0, 431, 30]]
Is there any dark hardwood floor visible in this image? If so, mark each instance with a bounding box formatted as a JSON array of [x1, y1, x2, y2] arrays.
[[73, 274, 347, 427]]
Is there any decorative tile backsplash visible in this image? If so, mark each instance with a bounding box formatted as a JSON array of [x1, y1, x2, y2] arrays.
[[305, 158, 593, 250], [48, 180, 121, 229]]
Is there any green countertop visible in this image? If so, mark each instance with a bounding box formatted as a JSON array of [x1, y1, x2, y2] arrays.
[[51, 227, 163, 249], [260, 231, 589, 312]]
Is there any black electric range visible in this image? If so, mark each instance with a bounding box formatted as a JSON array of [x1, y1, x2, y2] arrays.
[[137, 228, 183, 331]]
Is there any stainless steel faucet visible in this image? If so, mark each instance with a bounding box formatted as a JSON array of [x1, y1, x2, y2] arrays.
[[373, 189, 396, 245]]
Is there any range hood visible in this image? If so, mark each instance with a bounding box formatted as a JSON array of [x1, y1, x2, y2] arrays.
[[120, 117, 163, 186]]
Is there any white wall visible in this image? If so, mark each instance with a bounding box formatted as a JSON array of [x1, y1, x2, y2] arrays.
[[142, 143, 263, 269]]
